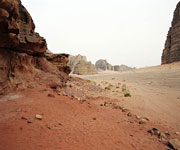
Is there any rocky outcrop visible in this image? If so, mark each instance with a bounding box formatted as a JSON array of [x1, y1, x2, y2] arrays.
[[114, 65, 135, 72], [162, 2, 180, 64], [72, 60, 97, 75], [95, 59, 134, 72], [68, 55, 97, 75], [95, 59, 114, 71], [0, 0, 70, 94], [45, 50, 71, 75]]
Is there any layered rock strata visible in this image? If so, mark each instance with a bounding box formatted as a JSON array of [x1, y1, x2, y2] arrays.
[[68, 55, 97, 75], [0, 0, 70, 94], [95, 59, 114, 71], [162, 2, 180, 64]]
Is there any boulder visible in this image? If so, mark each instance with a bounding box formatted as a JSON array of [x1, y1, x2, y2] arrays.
[[162, 2, 180, 64]]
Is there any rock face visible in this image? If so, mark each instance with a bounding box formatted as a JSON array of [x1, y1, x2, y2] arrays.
[[95, 59, 114, 71], [114, 65, 134, 72], [0, 0, 70, 94], [68, 55, 97, 75], [162, 2, 180, 64], [95, 59, 134, 72]]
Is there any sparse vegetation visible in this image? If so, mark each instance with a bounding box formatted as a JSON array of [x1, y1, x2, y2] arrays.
[[124, 92, 131, 97], [105, 86, 111, 90]]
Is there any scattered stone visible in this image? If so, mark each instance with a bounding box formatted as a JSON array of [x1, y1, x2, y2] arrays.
[[127, 112, 132, 117], [93, 117, 96, 120], [77, 98, 81, 101], [122, 107, 128, 112], [27, 120, 33, 124], [147, 130, 154, 136], [58, 123, 63, 126], [168, 139, 180, 150], [152, 128, 160, 136], [136, 115, 141, 119], [48, 94, 55, 98], [160, 132, 167, 139], [21, 116, 28, 120], [100, 104, 104, 106], [139, 119, 147, 124], [142, 117, 150, 121], [35, 114, 43, 120], [165, 131, 171, 137], [104, 101, 108, 106]]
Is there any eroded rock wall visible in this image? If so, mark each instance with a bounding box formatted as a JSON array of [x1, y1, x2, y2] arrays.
[[68, 55, 97, 75], [0, 0, 70, 94], [162, 2, 180, 64]]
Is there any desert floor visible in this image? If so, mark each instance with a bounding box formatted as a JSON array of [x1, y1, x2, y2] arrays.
[[80, 62, 180, 132], [0, 62, 180, 150]]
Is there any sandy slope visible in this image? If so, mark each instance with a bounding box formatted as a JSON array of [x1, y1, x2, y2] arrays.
[[80, 62, 180, 132], [0, 88, 168, 150], [0, 62, 180, 150]]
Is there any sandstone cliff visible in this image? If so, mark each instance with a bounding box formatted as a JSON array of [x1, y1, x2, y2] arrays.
[[95, 59, 114, 71], [68, 55, 97, 75], [162, 2, 180, 64], [0, 0, 70, 94], [95, 59, 134, 72]]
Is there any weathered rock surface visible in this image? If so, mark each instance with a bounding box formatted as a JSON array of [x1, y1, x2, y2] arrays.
[[162, 2, 180, 64], [95, 59, 134, 72], [45, 50, 71, 75], [68, 55, 97, 75], [114, 65, 135, 72], [0, 0, 70, 94], [0, 0, 47, 56], [168, 139, 180, 150], [95, 59, 114, 71]]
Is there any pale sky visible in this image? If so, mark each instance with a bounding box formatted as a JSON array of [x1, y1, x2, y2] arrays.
[[22, 0, 179, 68]]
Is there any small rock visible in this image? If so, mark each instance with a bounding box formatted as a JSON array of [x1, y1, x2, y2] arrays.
[[142, 117, 150, 121], [152, 128, 160, 136], [176, 132, 180, 135], [27, 120, 33, 123], [127, 112, 132, 117], [100, 104, 103, 106], [77, 98, 81, 101], [35, 114, 43, 120], [136, 115, 141, 119], [58, 123, 63, 126], [48, 94, 55, 98], [168, 139, 180, 150], [21, 116, 28, 120], [93, 117, 96, 120], [139, 119, 146, 124], [165, 131, 171, 137], [122, 107, 128, 112], [160, 132, 167, 139], [104, 101, 108, 106], [147, 130, 153, 136]]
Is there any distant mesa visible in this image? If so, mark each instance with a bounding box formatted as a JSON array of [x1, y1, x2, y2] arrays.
[[68, 55, 97, 75], [162, 1, 180, 64], [95, 59, 114, 71], [95, 59, 134, 72]]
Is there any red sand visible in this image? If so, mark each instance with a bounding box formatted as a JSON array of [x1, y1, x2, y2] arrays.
[[0, 88, 171, 150]]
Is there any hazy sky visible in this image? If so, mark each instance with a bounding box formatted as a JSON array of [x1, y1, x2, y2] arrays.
[[22, 0, 179, 68]]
